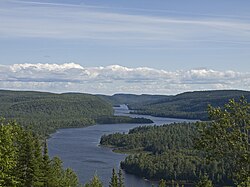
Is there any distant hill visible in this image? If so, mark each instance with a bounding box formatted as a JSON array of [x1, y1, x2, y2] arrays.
[[0, 90, 113, 136], [2, 89, 250, 136], [100, 90, 250, 120], [98, 93, 169, 106]]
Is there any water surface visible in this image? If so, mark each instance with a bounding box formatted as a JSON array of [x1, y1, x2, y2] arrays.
[[48, 105, 195, 187]]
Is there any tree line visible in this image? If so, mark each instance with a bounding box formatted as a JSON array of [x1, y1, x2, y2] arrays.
[[101, 98, 250, 187]]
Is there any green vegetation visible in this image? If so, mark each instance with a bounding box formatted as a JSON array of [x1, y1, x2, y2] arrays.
[[100, 98, 250, 186], [2, 90, 250, 187], [195, 97, 250, 185], [84, 175, 103, 187], [98, 93, 168, 107], [101, 90, 250, 120], [0, 119, 80, 187], [195, 175, 213, 187], [129, 90, 250, 120], [0, 90, 152, 137], [95, 116, 153, 124], [101, 123, 229, 185], [101, 123, 196, 154], [0, 90, 113, 136], [2, 89, 249, 137]]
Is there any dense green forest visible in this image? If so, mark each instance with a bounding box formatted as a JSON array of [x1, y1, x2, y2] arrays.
[[100, 90, 250, 120], [101, 98, 250, 187], [0, 119, 80, 187], [95, 116, 153, 124], [101, 123, 232, 185], [0, 90, 113, 136], [0, 90, 152, 137], [98, 93, 168, 107]]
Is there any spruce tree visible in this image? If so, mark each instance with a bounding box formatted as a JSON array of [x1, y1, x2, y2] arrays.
[[42, 140, 51, 187], [159, 179, 166, 187], [62, 168, 80, 187], [49, 157, 64, 186], [109, 168, 118, 187], [118, 169, 124, 187], [16, 130, 43, 187], [84, 174, 103, 187], [0, 120, 19, 186]]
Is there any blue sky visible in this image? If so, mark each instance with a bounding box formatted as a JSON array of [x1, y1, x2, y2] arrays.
[[0, 0, 250, 94]]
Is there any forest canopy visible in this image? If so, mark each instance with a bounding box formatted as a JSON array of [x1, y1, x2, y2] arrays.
[[101, 98, 250, 186]]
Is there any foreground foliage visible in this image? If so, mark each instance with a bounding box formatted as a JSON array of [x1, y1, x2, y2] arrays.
[[0, 119, 80, 187], [195, 97, 250, 185], [101, 98, 250, 186]]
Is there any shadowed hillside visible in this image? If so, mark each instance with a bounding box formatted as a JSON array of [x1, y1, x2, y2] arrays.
[[100, 90, 250, 120]]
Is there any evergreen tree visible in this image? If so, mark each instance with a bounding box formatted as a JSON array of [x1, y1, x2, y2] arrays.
[[84, 175, 103, 187], [109, 168, 118, 187], [49, 157, 64, 186], [16, 130, 43, 187], [195, 97, 250, 185], [62, 168, 80, 187], [0, 120, 19, 186], [118, 169, 124, 187], [32, 137, 44, 187], [0, 119, 80, 187], [158, 179, 166, 187], [42, 140, 51, 187]]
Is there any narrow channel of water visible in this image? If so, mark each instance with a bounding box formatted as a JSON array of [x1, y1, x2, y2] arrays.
[[48, 105, 195, 187]]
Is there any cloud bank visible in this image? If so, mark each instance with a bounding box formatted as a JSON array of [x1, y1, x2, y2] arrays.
[[0, 63, 249, 95]]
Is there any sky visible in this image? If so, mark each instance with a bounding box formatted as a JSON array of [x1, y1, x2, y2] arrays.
[[0, 0, 250, 95]]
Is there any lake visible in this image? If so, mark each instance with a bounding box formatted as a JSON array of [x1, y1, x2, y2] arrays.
[[48, 105, 195, 187]]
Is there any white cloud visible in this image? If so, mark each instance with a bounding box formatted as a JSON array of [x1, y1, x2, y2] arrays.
[[0, 63, 249, 95]]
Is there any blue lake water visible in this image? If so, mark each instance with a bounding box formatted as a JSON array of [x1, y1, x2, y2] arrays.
[[48, 105, 195, 187]]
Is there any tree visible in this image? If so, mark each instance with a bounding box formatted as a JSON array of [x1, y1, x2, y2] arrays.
[[42, 140, 51, 187], [109, 168, 118, 187], [195, 174, 213, 187], [0, 119, 80, 187], [118, 169, 124, 187], [84, 174, 103, 187], [158, 179, 166, 187], [48, 157, 64, 186], [62, 168, 80, 187], [15, 129, 43, 187], [0, 119, 19, 186], [195, 97, 250, 185]]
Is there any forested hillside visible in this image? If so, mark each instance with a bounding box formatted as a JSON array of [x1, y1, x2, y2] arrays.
[[101, 123, 233, 186], [0, 90, 113, 136], [98, 93, 169, 106], [101, 90, 250, 120], [130, 90, 250, 120], [100, 98, 250, 187]]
